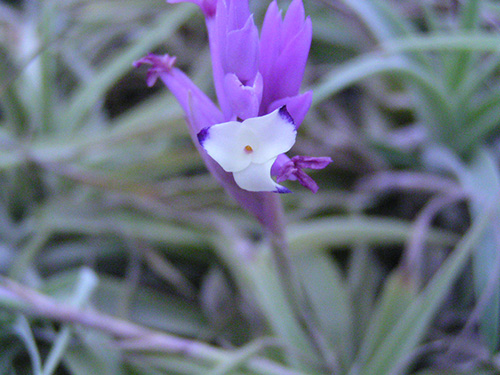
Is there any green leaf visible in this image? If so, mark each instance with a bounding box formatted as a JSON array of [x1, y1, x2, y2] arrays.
[[296, 252, 353, 372], [8, 228, 51, 281], [205, 339, 269, 375], [338, 0, 415, 42], [311, 52, 456, 146], [41, 268, 99, 375], [381, 33, 500, 54], [287, 216, 458, 254], [312, 54, 404, 105], [354, 197, 492, 374], [242, 243, 319, 370], [459, 0, 481, 30], [64, 329, 123, 375], [428, 147, 500, 351], [445, 0, 481, 89], [126, 354, 209, 375], [337, 0, 431, 68], [211, 233, 319, 371], [62, 4, 196, 132], [92, 276, 207, 337], [413, 370, 492, 375], [458, 150, 500, 351], [0, 48, 29, 136], [37, 200, 211, 260], [356, 269, 417, 366], [0, 332, 22, 375], [454, 92, 500, 154], [13, 315, 43, 375]]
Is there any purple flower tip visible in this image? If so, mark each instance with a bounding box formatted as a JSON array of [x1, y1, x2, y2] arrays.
[[275, 185, 292, 194], [133, 53, 177, 87], [278, 105, 295, 126], [197, 127, 210, 146]]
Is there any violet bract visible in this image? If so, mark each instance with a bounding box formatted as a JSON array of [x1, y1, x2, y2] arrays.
[[134, 0, 331, 232]]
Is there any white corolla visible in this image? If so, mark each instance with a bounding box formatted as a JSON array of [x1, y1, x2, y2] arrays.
[[197, 106, 296, 193]]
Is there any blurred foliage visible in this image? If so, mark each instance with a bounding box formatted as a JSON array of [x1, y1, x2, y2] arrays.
[[1, 0, 500, 374]]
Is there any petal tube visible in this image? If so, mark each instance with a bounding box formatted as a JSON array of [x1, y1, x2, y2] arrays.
[[259, 1, 281, 77], [227, 0, 251, 30], [275, 16, 312, 99], [223, 72, 262, 120], [161, 68, 224, 132], [224, 16, 260, 83], [259, 0, 282, 112], [281, 0, 306, 43], [258, 0, 312, 110], [233, 159, 291, 193], [242, 107, 296, 163], [134, 54, 223, 132]]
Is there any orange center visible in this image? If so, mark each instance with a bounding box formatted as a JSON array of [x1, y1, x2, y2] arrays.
[[244, 145, 253, 153]]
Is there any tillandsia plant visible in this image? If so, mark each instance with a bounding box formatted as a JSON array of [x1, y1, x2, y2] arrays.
[[4, 0, 500, 373], [134, 0, 331, 233]]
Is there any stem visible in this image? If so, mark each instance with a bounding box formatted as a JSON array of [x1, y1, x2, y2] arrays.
[[264, 194, 338, 372], [264, 194, 296, 301]]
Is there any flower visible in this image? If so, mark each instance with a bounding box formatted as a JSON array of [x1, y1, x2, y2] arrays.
[[198, 106, 296, 193], [272, 154, 333, 194], [134, 0, 331, 231]]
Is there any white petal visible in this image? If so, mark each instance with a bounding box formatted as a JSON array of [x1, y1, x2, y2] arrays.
[[241, 106, 296, 163], [232, 159, 291, 193], [199, 121, 254, 172]]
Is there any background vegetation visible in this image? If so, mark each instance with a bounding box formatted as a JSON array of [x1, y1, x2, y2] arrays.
[[1, 0, 500, 373]]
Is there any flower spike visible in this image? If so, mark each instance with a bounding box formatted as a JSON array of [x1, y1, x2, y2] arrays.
[[136, 0, 332, 230]]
